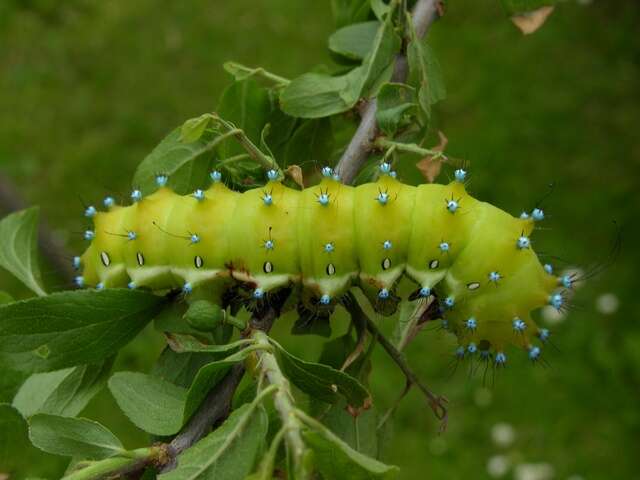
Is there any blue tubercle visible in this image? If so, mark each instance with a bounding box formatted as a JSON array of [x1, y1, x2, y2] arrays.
[[444, 296, 455, 309], [267, 169, 279, 181], [517, 235, 530, 249], [262, 193, 273, 206], [454, 169, 467, 182], [520, 211, 530, 220], [317, 193, 329, 206], [419, 287, 431, 297], [379, 162, 392, 174], [96, 282, 104, 290], [389, 171, 397, 178], [549, 293, 564, 310], [447, 199, 459, 213], [103, 196, 115, 208], [264, 239, 275, 250], [489, 271, 501, 283], [467, 343, 477, 354], [439, 241, 450, 253], [210, 170, 222, 183], [495, 352, 507, 365], [544, 263, 553, 275], [512, 317, 526, 332], [378, 288, 390, 299], [127, 231, 137, 241], [84, 230, 95, 241], [455, 346, 465, 359], [72, 256, 81, 270], [538, 328, 550, 342], [531, 208, 545, 221], [84, 206, 97, 218], [131, 189, 142, 203], [156, 174, 168, 187], [182, 282, 193, 294], [74, 276, 84, 288], [383, 240, 393, 250], [560, 275, 573, 289], [190, 234, 200, 244], [321, 166, 333, 177], [324, 242, 335, 253], [377, 192, 389, 205], [320, 294, 331, 305], [127, 281, 136, 289], [528, 346, 541, 361], [332, 172, 341, 182], [193, 189, 205, 201], [253, 288, 264, 299], [466, 317, 477, 331]]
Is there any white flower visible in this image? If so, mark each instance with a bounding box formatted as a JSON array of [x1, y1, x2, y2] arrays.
[[487, 455, 510, 478], [491, 423, 516, 448]]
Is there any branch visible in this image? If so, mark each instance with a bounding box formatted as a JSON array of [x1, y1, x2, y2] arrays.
[[343, 292, 448, 430], [335, 0, 442, 184]]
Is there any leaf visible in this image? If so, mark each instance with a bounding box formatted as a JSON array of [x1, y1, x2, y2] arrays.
[[271, 340, 370, 408], [284, 118, 334, 168], [285, 165, 304, 188], [511, 5, 555, 34], [390, 300, 428, 352], [280, 67, 364, 119], [132, 127, 218, 195], [217, 78, 272, 159], [358, 14, 401, 96], [302, 417, 399, 480], [407, 22, 446, 125], [165, 333, 252, 355], [331, 0, 371, 28], [152, 347, 219, 388], [159, 403, 268, 480], [13, 359, 113, 418], [108, 372, 187, 436], [322, 399, 379, 458], [501, 0, 554, 15], [0, 207, 46, 296], [370, 0, 390, 19], [329, 21, 381, 61], [416, 131, 448, 183], [28, 414, 124, 459], [0, 291, 13, 304], [0, 289, 166, 373], [180, 114, 213, 143], [376, 83, 417, 136], [0, 404, 32, 470]]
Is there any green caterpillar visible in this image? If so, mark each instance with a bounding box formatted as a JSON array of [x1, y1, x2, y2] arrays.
[[75, 165, 568, 364]]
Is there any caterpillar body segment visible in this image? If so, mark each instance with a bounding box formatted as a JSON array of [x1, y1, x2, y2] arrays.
[[78, 169, 563, 360]]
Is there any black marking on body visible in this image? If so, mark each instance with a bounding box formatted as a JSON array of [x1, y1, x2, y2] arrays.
[[429, 259, 439, 269], [326, 263, 336, 276], [263, 261, 273, 274], [381, 258, 391, 270], [136, 252, 145, 266], [194, 255, 204, 269]]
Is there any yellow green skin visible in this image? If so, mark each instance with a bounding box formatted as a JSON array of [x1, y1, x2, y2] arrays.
[[79, 173, 561, 356]]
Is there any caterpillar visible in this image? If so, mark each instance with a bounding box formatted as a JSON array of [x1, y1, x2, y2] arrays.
[[74, 164, 569, 364]]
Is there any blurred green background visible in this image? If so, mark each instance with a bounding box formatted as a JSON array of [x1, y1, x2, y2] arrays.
[[1, 0, 638, 479]]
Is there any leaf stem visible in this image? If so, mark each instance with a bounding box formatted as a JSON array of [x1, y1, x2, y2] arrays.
[[375, 137, 443, 158], [63, 446, 168, 480], [252, 329, 311, 480]]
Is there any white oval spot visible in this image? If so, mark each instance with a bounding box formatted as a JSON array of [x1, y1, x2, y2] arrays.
[[263, 261, 273, 274], [429, 259, 439, 269], [326, 263, 336, 276], [381, 257, 391, 270], [467, 282, 481, 290], [136, 251, 145, 266], [100, 251, 111, 267], [194, 255, 204, 269]]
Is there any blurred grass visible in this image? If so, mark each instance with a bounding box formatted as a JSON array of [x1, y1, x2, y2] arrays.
[[1, 0, 639, 479]]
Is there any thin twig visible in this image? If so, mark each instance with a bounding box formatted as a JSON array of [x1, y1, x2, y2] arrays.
[[335, 0, 442, 184]]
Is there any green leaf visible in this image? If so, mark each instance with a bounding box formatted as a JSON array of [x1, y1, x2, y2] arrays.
[[132, 127, 217, 195], [13, 359, 113, 418], [180, 114, 214, 143], [0, 207, 46, 296], [391, 299, 426, 351], [152, 347, 219, 388], [501, 0, 555, 15], [301, 414, 399, 480], [329, 21, 380, 61], [376, 83, 417, 136], [280, 67, 364, 119], [0, 403, 32, 470], [159, 402, 268, 480], [407, 22, 446, 124], [331, 0, 371, 28], [29, 414, 124, 459], [166, 333, 252, 355], [358, 12, 401, 96], [108, 372, 187, 436], [370, 0, 390, 19], [0, 289, 166, 373], [217, 78, 272, 159], [322, 400, 379, 457], [284, 118, 334, 168], [0, 290, 13, 304], [270, 340, 370, 408]]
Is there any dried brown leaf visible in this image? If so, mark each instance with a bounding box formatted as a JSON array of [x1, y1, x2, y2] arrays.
[[416, 131, 448, 183], [285, 165, 304, 188], [511, 6, 555, 35]]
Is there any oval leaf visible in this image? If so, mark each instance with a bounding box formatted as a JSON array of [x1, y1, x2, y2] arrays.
[[329, 21, 380, 61], [0, 289, 166, 373], [0, 207, 46, 296]]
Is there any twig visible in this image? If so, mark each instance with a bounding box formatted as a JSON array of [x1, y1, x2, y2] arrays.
[[343, 292, 448, 429], [335, 0, 442, 184]]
